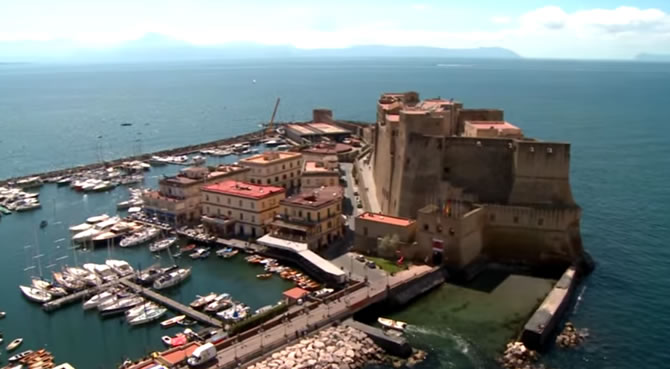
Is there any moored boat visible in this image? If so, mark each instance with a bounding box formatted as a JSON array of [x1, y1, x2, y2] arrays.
[[153, 268, 191, 290], [203, 293, 231, 313], [128, 306, 167, 325], [160, 315, 186, 328], [106, 259, 134, 277], [8, 349, 33, 362], [19, 285, 52, 303], [189, 292, 217, 309], [99, 296, 144, 317], [256, 273, 273, 280], [6, 338, 23, 351], [189, 247, 210, 259], [149, 236, 178, 252], [83, 290, 115, 310], [119, 227, 160, 247]]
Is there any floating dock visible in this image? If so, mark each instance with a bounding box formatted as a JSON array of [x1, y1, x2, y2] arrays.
[[119, 278, 223, 328], [42, 278, 127, 312]]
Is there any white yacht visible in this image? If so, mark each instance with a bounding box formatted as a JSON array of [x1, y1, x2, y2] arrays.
[[125, 302, 159, 319], [106, 259, 134, 277], [149, 237, 178, 252], [83, 290, 115, 310], [86, 214, 110, 224], [83, 263, 118, 283], [120, 227, 160, 248], [128, 306, 168, 326], [19, 285, 52, 303], [153, 268, 191, 290]]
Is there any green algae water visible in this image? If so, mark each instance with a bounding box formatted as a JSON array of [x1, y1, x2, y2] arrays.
[[1, 58, 670, 368]]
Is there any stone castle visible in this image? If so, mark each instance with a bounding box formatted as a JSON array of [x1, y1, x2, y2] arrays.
[[366, 91, 586, 271]]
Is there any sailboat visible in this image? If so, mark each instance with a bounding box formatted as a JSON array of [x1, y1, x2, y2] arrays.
[[19, 285, 52, 303]]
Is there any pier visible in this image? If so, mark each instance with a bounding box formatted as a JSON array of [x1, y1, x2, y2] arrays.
[[42, 278, 128, 312], [119, 278, 223, 328]]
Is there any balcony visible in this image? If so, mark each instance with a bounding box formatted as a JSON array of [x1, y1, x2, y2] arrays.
[[202, 215, 234, 226]]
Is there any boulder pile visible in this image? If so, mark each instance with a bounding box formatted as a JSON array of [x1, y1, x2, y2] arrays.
[[556, 322, 588, 348], [246, 325, 425, 369], [498, 341, 541, 369]]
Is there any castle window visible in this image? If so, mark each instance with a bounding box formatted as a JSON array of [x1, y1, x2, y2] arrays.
[[538, 218, 544, 226], [406, 158, 410, 165], [437, 140, 442, 150], [363, 227, 368, 236], [423, 224, 429, 231], [448, 228, 455, 236], [489, 214, 496, 222], [436, 225, 443, 233], [513, 216, 519, 224]]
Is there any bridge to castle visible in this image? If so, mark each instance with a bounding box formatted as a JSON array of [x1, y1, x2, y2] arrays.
[[129, 265, 440, 369]]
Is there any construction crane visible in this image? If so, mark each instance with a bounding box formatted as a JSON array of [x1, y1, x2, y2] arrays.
[[265, 97, 281, 135]]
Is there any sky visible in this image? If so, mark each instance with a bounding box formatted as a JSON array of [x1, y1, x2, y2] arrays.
[[1, 0, 670, 59]]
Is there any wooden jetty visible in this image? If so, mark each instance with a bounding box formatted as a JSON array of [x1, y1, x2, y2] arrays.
[[42, 278, 127, 312], [119, 278, 223, 328]]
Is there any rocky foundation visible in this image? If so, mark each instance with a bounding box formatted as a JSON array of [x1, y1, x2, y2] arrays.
[[556, 322, 588, 348], [498, 341, 541, 369], [246, 325, 425, 369]]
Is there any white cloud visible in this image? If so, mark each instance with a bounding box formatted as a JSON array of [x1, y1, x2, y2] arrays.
[[491, 16, 512, 25]]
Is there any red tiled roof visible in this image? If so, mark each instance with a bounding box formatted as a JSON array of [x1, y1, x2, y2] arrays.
[[283, 287, 309, 300], [202, 180, 285, 200], [358, 212, 415, 227]]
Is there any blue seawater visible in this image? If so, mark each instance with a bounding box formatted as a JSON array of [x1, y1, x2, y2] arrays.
[[0, 58, 669, 368]]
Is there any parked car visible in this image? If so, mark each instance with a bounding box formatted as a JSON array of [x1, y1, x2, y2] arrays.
[[366, 261, 377, 269], [355, 254, 366, 262]]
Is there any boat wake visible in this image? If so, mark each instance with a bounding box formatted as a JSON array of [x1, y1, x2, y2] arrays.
[[573, 285, 587, 314], [406, 325, 471, 355]]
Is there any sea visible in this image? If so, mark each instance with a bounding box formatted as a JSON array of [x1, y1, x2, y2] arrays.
[[1, 58, 669, 369]]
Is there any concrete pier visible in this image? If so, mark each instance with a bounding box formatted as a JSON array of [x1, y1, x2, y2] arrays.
[[521, 266, 577, 349], [119, 278, 223, 328]]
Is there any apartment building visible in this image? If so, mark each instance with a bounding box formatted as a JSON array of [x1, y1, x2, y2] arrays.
[[142, 165, 249, 226], [200, 180, 285, 238], [269, 186, 344, 250], [239, 151, 303, 190]]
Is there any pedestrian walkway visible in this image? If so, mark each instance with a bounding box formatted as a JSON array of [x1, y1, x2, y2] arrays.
[[356, 159, 381, 213]]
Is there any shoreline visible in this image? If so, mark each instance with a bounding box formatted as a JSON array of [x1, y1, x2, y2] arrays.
[[0, 120, 371, 186]]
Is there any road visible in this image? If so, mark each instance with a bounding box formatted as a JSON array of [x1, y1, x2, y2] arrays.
[[181, 265, 435, 369]]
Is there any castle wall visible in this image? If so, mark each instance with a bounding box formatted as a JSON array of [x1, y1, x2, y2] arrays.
[[509, 141, 575, 206], [372, 120, 395, 213], [441, 137, 515, 204], [482, 205, 583, 266]]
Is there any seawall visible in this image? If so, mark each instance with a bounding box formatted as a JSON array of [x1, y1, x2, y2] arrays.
[[521, 266, 578, 349], [387, 267, 446, 306], [343, 319, 412, 358]]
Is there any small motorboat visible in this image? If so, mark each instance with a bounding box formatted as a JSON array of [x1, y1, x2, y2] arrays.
[[256, 273, 273, 280], [150, 237, 178, 252], [39, 220, 48, 228], [180, 244, 196, 252], [0, 311, 6, 318], [377, 317, 408, 331], [8, 349, 34, 362], [161, 336, 172, 346], [168, 333, 188, 347], [6, 338, 23, 351], [160, 315, 186, 328], [189, 247, 210, 260]]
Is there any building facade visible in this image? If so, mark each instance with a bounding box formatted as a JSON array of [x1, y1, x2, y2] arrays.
[[353, 212, 421, 260], [200, 180, 285, 238], [268, 186, 344, 250], [301, 160, 339, 189], [142, 165, 249, 226], [239, 151, 303, 190]]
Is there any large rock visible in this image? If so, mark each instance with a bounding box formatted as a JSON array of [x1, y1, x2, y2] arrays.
[[345, 349, 355, 358], [307, 359, 317, 366], [314, 340, 326, 349]]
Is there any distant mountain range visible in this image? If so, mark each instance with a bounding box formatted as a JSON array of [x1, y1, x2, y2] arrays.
[[635, 53, 670, 62], [0, 33, 521, 62]]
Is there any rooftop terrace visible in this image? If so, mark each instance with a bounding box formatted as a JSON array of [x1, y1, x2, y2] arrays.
[[358, 212, 415, 227], [282, 186, 343, 208], [202, 180, 285, 200]]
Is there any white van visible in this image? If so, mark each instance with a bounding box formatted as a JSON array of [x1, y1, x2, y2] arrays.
[[187, 343, 217, 367]]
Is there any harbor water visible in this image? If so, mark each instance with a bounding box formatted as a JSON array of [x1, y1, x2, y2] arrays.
[[1, 59, 669, 368]]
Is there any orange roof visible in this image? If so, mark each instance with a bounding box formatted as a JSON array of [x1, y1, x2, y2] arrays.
[[283, 287, 309, 300], [202, 180, 285, 200], [466, 120, 520, 130], [358, 212, 415, 227], [160, 342, 200, 365], [303, 161, 336, 174], [240, 151, 302, 165]]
